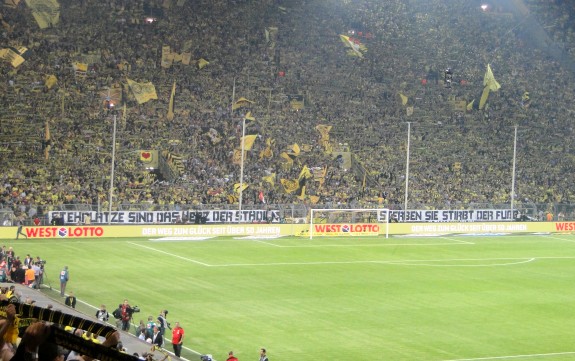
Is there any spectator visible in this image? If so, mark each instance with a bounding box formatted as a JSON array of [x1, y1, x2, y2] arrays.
[[65, 291, 77, 309]]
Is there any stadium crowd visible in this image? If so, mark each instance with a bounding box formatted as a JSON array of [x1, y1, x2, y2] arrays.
[[1, 0, 575, 221]]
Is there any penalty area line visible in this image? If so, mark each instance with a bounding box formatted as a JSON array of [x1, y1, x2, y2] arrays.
[[128, 242, 212, 266]]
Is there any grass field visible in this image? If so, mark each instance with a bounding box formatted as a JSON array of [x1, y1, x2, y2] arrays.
[[10, 233, 575, 361]]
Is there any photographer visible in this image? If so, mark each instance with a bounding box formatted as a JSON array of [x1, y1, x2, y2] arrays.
[[118, 299, 139, 331], [156, 310, 170, 337], [96, 304, 110, 323]]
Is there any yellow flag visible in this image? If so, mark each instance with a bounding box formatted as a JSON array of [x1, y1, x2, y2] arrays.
[[259, 138, 274, 159], [289, 143, 300, 156], [127, 78, 158, 104], [26, 0, 60, 29], [197, 58, 209, 69], [315, 124, 332, 140], [232, 97, 254, 110], [232, 149, 244, 165], [161, 45, 173, 68], [233, 183, 248, 194], [479, 86, 490, 110], [0, 48, 25, 68], [280, 179, 299, 193], [339, 34, 367, 57], [5, 0, 22, 9], [167, 81, 176, 121], [262, 173, 276, 187], [45, 75, 57, 89], [483, 64, 501, 92], [399, 93, 408, 106], [466, 99, 475, 111], [72, 62, 88, 77], [240, 134, 258, 151], [244, 111, 255, 122], [298, 165, 312, 181], [280, 152, 295, 164], [139, 150, 158, 165]]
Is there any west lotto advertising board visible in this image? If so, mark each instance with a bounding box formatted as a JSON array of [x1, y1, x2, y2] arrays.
[[1, 222, 575, 239], [48, 210, 281, 224], [312, 223, 380, 236]]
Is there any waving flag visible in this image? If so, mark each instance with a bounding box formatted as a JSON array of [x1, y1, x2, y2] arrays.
[[339, 35, 367, 58], [127, 78, 158, 104], [479, 64, 501, 109]]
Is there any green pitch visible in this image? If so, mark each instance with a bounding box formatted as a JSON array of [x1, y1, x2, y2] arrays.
[[10, 233, 575, 361]]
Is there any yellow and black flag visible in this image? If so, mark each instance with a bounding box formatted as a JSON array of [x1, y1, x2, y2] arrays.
[[259, 138, 275, 160], [127, 78, 158, 104], [233, 183, 249, 194], [0, 46, 27, 68], [26, 0, 60, 29], [232, 97, 254, 111], [280, 178, 299, 194]]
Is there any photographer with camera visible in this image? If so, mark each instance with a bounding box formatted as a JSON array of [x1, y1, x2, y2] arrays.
[[117, 299, 140, 331], [157, 310, 170, 337]]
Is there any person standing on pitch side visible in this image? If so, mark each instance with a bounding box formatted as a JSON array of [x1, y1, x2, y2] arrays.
[[59, 266, 69, 296], [171, 321, 185, 357]]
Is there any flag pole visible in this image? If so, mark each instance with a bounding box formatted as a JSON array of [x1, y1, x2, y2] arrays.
[[231, 77, 236, 115], [510, 125, 518, 218], [238, 116, 246, 216], [404, 122, 411, 213], [108, 114, 117, 223]]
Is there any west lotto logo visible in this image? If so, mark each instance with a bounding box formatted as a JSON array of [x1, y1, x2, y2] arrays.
[[58, 228, 68, 237], [342, 225, 350, 232]]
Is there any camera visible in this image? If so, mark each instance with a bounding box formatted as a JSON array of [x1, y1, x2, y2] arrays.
[[132, 306, 140, 313], [201, 355, 213, 361]]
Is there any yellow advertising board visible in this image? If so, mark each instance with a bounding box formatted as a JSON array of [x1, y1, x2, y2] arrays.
[[0, 222, 573, 240], [0, 224, 308, 239]]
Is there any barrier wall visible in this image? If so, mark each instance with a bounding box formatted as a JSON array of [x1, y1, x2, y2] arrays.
[[2, 224, 308, 239], [2, 222, 574, 239]]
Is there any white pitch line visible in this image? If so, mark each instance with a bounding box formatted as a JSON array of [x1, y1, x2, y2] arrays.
[[439, 236, 475, 244], [543, 235, 575, 243], [128, 242, 211, 266], [441, 350, 575, 360], [250, 239, 283, 247], [383, 258, 535, 267], [257, 242, 472, 248], [209, 257, 544, 268], [129, 242, 575, 268]]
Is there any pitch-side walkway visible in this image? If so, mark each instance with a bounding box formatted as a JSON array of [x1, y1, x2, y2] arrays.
[[2, 283, 192, 360]]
